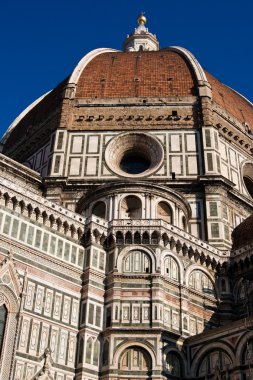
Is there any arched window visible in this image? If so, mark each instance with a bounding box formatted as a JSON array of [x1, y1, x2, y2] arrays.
[[134, 232, 141, 244], [0, 304, 7, 356], [142, 232, 150, 244], [92, 201, 106, 219], [116, 231, 124, 244], [125, 231, 132, 244], [120, 346, 151, 371], [121, 196, 142, 219], [198, 350, 232, 377], [93, 339, 100, 366], [164, 256, 179, 281], [157, 202, 172, 223], [86, 337, 93, 364], [151, 231, 159, 245], [189, 270, 215, 296], [165, 352, 182, 377], [123, 251, 151, 273]]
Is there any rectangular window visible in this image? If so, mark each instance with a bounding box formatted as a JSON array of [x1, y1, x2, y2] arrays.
[[92, 249, 98, 268], [99, 252, 105, 270], [71, 246, 77, 264], [35, 230, 42, 248], [64, 243, 70, 261], [57, 239, 63, 258], [95, 305, 102, 327], [19, 223, 27, 242], [223, 206, 228, 220], [3, 215, 11, 235], [88, 303, 94, 325], [53, 155, 61, 173], [57, 132, 64, 150], [27, 226, 35, 245], [207, 153, 213, 171], [78, 249, 84, 267], [209, 202, 218, 217], [214, 132, 219, 150], [205, 130, 212, 147], [216, 155, 221, 173], [211, 223, 220, 238], [49, 236, 56, 255], [11, 219, 19, 238], [42, 233, 49, 252], [224, 225, 230, 241]]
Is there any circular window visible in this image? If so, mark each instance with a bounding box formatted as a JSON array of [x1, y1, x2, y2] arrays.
[[105, 132, 164, 178], [243, 162, 253, 198], [120, 151, 150, 174]]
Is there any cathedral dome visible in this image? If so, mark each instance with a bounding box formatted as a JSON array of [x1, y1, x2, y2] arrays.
[[2, 46, 253, 152]]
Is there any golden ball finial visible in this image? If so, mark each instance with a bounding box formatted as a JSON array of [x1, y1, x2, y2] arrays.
[[138, 13, 147, 26]]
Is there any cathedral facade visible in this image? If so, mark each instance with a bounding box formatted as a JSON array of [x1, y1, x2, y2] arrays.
[[0, 15, 253, 380]]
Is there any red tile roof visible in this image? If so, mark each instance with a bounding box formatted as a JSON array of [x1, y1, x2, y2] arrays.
[[75, 50, 198, 98], [205, 71, 253, 127]]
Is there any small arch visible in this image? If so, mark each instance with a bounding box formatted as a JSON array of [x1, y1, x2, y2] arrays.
[[190, 342, 235, 377], [119, 346, 152, 372], [157, 201, 173, 223], [121, 195, 142, 219], [92, 201, 106, 219], [197, 349, 232, 377], [116, 246, 156, 274], [151, 231, 159, 245], [142, 231, 150, 244], [165, 351, 183, 377], [113, 341, 156, 370], [125, 231, 132, 244], [134, 231, 141, 244], [116, 231, 124, 245], [122, 250, 151, 274], [185, 265, 218, 297]]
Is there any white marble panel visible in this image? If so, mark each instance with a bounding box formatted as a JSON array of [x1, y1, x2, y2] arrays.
[[187, 156, 198, 174], [53, 293, 62, 320], [186, 134, 196, 152], [229, 149, 237, 168], [44, 289, 54, 317], [87, 135, 99, 153], [71, 136, 84, 153], [69, 157, 81, 176], [19, 318, 30, 351], [170, 134, 181, 152], [171, 156, 182, 174], [34, 285, 44, 314], [86, 157, 98, 175], [25, 281, 35, 310]]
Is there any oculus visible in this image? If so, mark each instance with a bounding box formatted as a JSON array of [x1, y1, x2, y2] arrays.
[[105, 132, 164, 178]]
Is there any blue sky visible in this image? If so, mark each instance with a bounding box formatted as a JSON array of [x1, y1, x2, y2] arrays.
[[1, 0, 253, 137]]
